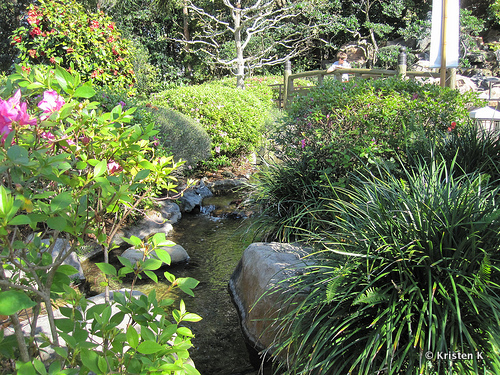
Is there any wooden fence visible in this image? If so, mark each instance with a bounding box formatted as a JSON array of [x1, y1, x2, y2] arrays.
[[273, 50, 457, 109]]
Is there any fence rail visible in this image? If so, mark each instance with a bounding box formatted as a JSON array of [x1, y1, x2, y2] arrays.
[[276, 49, 456, 108]]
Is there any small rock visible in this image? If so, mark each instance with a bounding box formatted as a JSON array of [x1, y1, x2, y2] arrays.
[[112, 201, 181, 246], [121, 244, 189, 266]]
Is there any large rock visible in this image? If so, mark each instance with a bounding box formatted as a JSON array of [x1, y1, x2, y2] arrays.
[[121, 244, 190, 266], [228, 242, 312, 357]]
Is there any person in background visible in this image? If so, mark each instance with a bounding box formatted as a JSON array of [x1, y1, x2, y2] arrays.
[[327, 51, 351, 81]]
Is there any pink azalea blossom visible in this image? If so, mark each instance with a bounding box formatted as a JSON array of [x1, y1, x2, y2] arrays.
[[0, 89, 37, 144], [107, 160, 123, 174], [215, 146, 221, 153], [40, 131, 55, 141], [38, 90, 65, 118]]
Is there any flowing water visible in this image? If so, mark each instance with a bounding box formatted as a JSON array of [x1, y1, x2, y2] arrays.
[[83, 193, 261, 375]]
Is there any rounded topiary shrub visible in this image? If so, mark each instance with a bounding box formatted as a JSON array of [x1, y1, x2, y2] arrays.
[[151, 107, 212, 168], [152, 82, 273, 159]]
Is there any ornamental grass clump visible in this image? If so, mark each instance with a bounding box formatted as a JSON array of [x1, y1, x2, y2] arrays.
[[270, 160, 500, 374]]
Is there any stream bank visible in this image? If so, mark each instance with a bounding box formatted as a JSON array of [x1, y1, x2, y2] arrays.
[[82, 191, 268, 375]]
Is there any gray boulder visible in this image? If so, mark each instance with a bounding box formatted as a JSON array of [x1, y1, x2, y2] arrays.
[[228, 242, 312, 356]]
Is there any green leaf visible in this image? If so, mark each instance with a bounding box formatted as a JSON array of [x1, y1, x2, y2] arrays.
[[155, 248, 171, 265], [97, 355, 108, 373], [8, 215, 31, 226], [47, 216, 67, 231], [142, 258, 163, 271], [117, 255, 134, 269], [54, 318, 74, 333], [144, 270, 158, 283], [80, 349, 100, 374], [181, 313, 203, 322], [74, 84, 96, 98], [0, 291, 36, 315], [176, 326, 194, 337], [137, 341, 163, 354], [121, 236, 142, 247], [177, 277, 200, 297], [57, 264, 79, 276], [126, 326, 139, 349], [33, 359, 48, 375], [16, 361, 36, 375], [51, 192, 72, 212], [133, 169, 150, 182], [96, 262, 117, 276], [94, 160, 107, 178], [7, 145, 29, 165]]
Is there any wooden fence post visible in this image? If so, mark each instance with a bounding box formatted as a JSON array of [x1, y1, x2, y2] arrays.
[[283, 59, 292, 109], [397, 47, 407, 79]]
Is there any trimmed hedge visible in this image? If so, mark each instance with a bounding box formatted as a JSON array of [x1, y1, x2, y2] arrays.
[[152, 80, 275, 160]]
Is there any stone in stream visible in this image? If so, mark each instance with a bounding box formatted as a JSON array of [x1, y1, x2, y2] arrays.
[[228, 242, 313, 367], [178, 180, 213, 212], [121, 243, 190, 266], [112, 201, 181, 247]]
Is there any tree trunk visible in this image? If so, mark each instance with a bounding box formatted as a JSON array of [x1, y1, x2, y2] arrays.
[[233, 4, 245, 89], [183, 0, 192, 75]]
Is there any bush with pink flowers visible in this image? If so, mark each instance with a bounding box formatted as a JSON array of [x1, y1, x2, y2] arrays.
[[11, 0, 135, 90], [0, 65, 201, 374]]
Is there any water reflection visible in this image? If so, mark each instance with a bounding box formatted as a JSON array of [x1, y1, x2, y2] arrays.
[[83, 195, 258, 375]]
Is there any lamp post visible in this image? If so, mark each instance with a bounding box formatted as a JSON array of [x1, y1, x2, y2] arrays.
[[469, 106, 500, 133]]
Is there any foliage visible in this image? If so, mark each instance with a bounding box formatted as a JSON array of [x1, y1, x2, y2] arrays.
[[269, 160, 500, 374], [250, 77, 484, 242], [375, 45, 417, 69], [128, 39, 162, 96], [408, 123, 500, 183], [151, 106, 212, 168], [460, 8, 486, 66], [152, 80, 274, 160], [11, 0, 136, 89], [0, 0, 32, 73], [274, 77, 483, 187], [248, 155, 331, 243], [0, 65, 199, 374]]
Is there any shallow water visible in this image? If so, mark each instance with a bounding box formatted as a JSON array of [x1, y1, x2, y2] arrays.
[[83, 194, 260, 375]]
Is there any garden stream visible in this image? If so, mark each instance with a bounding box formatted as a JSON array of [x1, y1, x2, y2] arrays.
[[82, 193, 261, 375]]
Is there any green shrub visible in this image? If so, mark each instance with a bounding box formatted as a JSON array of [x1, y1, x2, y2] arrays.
[[248, 155, 330, 242], [251, 77, 484, 241], [12, 0, 136, 89], [0, 65, 200, 374], [152, 82, 274, 159], [152, 107, 212, 168], [270, 161, 500, 374], [274, 77, 483, 186], [408, 123, 500, 182]]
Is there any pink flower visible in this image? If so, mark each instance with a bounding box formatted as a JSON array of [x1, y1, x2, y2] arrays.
[[107, 160, 123, 174], [0, 90, 37, 144], [215, 146, 221, 153], [40, 131, 55, 141], [38, 90, 65, 118], [447, 121, 457, 132], [301, 139, 306, 149]]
